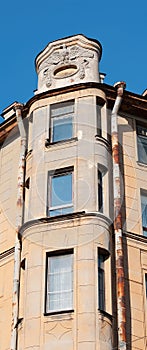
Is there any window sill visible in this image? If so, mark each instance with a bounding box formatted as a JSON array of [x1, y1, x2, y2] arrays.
[[45, 137, 78, 148], [44, 309, 74, 317], [136, 161, 147, 168]]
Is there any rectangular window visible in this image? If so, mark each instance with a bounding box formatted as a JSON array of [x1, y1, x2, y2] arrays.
[[47, 167, 73, 217], [98, 252, 105, 311], [45, 250, 73, 313], [98, 170, 103, 212], [50, 101, 74, 143], [145, 274, 147, 298], [96, 100, 102, 137], [137, 123, 147, 164], [141, 192, 147, 236]]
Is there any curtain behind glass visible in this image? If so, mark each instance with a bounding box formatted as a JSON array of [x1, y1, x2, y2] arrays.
[[47, 254, 73, 312]]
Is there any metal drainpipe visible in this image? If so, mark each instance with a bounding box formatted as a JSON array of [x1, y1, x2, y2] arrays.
[[11, 103, 26, 350], [111, 82, 127, 350]]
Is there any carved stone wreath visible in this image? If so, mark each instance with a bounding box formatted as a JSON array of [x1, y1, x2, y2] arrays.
[[39, 44, 94, 87]]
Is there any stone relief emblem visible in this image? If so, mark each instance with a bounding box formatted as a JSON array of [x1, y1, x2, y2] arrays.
[[40, 44, 94, 87]]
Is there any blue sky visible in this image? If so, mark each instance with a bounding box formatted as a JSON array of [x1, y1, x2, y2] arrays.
[[0, 0, 147, 123]]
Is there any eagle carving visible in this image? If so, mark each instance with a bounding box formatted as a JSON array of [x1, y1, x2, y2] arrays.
[[40, 44, 94, 87]]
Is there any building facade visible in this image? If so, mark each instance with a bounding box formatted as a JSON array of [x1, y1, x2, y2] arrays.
[[0, 34, 147, 350]]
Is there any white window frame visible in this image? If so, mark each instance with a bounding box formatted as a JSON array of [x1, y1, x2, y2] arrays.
[[49, 100, 75, 143], [47, 167, 74, 217]]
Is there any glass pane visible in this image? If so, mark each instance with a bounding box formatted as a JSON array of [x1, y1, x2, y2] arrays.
[[51, 173, 72, 208], [50, 254, 73, 273], [138, 136, 147, 164], [51, 102, 74, 117], [47, 254, 73, 312], [52, 115, 72, 142], [98, 170, 103, 212], [141, 193, 147, 236], [137, 125, 147, 137], [98, 268, 105, 310], [98, 254, 104, 269], [96, 104, 102, 137], [49, 291, 73, 311], [98, 254, 105, 310]]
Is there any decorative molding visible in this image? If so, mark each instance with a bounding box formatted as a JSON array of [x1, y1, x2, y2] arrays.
[[39, 44, 94, 87], [44, 320, 73, 348], [45, 320, 72, 338], [19, 211, 113, 237]]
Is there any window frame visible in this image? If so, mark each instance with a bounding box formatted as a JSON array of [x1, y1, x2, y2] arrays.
[[141, 190, 147, 236], [96, 98, 102, 137], [98, 252, 105, 311], [49, 100, 75, 144], [45, 249, 74, 315], [97, 248, 110, 313], [97, 165, 108, 214], [47, 166, 74, 217], [98, 169, 103, 212], [136, 122, 147, 165]]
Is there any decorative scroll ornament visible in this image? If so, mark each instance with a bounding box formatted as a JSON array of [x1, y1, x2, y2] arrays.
[[40, 44, 94, 87]]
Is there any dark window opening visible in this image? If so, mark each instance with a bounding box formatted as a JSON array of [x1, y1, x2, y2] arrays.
[[98, 169, 103, 213], [98, 252, 105, 311], [141, 191, 147, 236]]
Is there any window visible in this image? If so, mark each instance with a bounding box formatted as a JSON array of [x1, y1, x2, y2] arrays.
[[50, 101, 74, 143], [137, 123, 147, 164], [96, 99, 102, 137], [98, 170, 103, 212], [47, 167, 73, 217], [45, 250, 73, 313], [98, 252, 105, 311], [97, 165, 108, 215], [141, 192, 147, 236], [145, 274, 147, 299]]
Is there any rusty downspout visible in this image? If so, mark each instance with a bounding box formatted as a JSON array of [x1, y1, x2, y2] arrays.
[[11, 103, 26, 350], [111, 82, 127, 350]]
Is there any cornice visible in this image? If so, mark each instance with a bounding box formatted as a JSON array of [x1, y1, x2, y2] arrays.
[[123, 230, 147, 244], [1, 82, 147, 144], [19, 211, 113, 237]]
